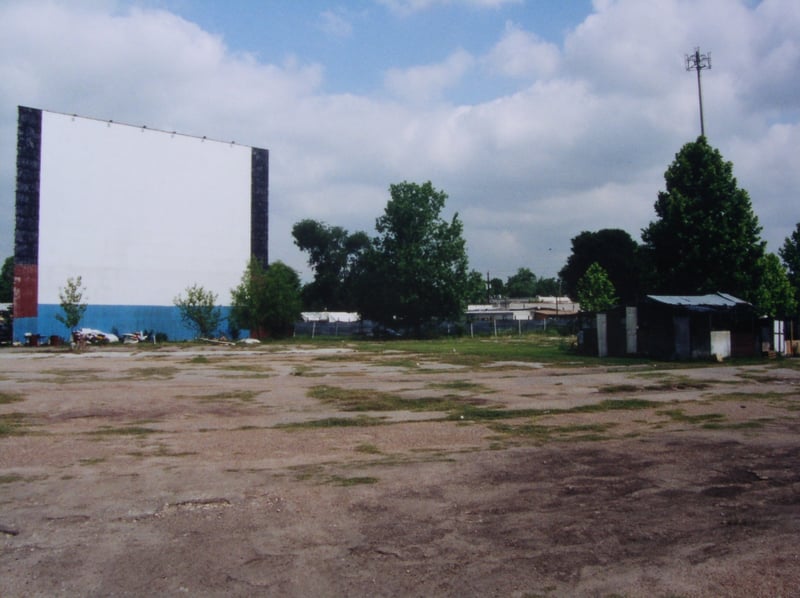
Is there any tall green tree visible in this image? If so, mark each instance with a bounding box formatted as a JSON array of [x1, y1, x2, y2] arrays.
[[534, 277, 561, 297], [753, 253, 797, 318], [354, 181, 469, 335], [292, 220, 370, 310], [505, 267, 537, 298], [576, 263, 618, 312], [465, 270, 488, 304], [230, 259, 302, 338], [174, 284, 221, 338], [779, 222, 800, 309], [488, 277, 504, 298], [641, 137, 765, 300], [56, 276, 88, 332], [0, 257, 13, 303], [559, 229, 641, 302]]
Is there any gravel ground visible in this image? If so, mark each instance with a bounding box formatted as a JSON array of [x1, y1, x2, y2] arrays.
[[1, 344, 799, 597]]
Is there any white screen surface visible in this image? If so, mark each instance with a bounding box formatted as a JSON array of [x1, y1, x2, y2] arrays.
[[38, 112, 252, 306]]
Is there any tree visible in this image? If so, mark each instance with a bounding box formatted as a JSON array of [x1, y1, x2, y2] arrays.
[[505, 267, 537, 298], [779, 222, 800, 309], [559, 229, 641, 303], [354, 181, 469, 335], [576, 263, 618, 312], [292, 220, 370, 310], [753, 253, 797, 318], [174, 284, 222, 338], [535, 277, 561, 297], [641, 137, 765, 300], [465, 270, 488, 304], [488, 277, 504, 298], [56, 276, 88, 332], [230, 259, 302, 338], [0, 257, 13, 303]]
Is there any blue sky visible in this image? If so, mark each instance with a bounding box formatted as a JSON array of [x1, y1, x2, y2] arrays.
[[138, 0, 593, 101], [1, 0, 799, 284]]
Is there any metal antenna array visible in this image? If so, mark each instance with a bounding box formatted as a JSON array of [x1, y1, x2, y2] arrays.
[[686, 47, 711, 136]]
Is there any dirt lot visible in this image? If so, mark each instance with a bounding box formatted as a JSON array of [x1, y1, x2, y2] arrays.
[[1, 342, 799, 597]]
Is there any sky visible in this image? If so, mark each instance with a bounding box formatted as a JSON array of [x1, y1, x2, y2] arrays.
[[1, 0, 799, 284]]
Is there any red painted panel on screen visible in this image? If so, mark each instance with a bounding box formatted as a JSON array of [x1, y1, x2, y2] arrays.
[[13, 264, 38, 318]]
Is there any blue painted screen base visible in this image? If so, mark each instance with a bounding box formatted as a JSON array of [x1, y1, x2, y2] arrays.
[[14, 304, 238, 343]]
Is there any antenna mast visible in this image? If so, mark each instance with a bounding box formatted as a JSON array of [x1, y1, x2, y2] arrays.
[[685, 47, 711, 136]]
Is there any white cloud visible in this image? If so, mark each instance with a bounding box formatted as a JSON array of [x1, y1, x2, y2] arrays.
[[728, 122, 800, 251], [384, 49, 475, 103], [565, 0, 691, 95], [484, 21, 560, 79], [317, 9, 353, 38]]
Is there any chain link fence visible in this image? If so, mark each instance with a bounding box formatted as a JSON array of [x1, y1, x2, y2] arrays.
[[293, 317, 577, 338]]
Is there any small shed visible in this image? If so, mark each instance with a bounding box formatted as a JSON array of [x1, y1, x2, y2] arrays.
[[588, 293, 759, 360]]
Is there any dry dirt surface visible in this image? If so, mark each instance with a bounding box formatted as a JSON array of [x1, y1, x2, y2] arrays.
[[1, 342, 799, 597]]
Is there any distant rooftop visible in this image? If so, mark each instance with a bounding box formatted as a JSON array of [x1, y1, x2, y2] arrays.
[[646, 293, 750, 308]]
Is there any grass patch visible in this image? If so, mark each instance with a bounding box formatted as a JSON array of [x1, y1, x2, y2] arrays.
[[311, 385, 659, 422], [489, 421, 615, 443], [289, 463, 380, 486], [0, 473, 23, 484], [447, 405, 544, 421], [276, 415, 386, 430], [657, 409, 726, 424], [354, 443, 382, 454], [121, 367, 178, 380], [288, 463, 325, 481], [645, 380, 712, 391], [0, 391, 24, 404], [129, 445, 198, 458], [735, 369, 793, 383], [598, 384, 640, 394], [342, 334, 688, 371], [574, 398, 657, 413], [88, 425, 158, 437], [329, 475, 379, 486], [41, 368, 104, 383], [599, 379, 712, 394], [701, 420, 767, 430], [709, 391, 791, 403], [448, 399, 657, 424], [79, 457, 106, 465], [429, 380, 490, 392], [220, 363, 273, 375], [309, 384, 469, 412], [0, 412, 28, 437], [190, 390, 261, 404], [350, 336, 597, 367]]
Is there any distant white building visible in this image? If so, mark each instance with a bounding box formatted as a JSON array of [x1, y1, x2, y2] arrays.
[[301, 312, 360, 323], [467, 297, 579, 321]]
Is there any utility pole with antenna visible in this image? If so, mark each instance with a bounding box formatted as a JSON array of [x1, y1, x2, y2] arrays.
[[685, 47, 711, 137]]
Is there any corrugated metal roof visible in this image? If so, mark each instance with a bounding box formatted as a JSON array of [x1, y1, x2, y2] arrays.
[[646, 293, 750, 308]]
